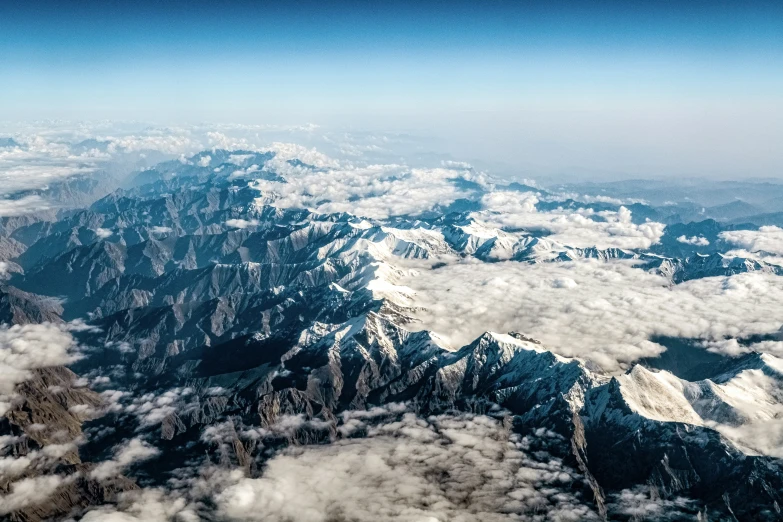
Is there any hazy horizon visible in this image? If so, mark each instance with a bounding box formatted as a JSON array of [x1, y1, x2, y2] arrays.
[[2, 0, 782, 180]]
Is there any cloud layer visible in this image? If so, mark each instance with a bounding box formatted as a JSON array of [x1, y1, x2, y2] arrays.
[[473, 195, 665, 250], [400, 259, 783, 370], [252, 163, 484, 219]]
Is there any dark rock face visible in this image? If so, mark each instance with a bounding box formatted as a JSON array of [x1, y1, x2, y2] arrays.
[[1, 367, 139, 522], [0, 286, 63, 325], [1, 150, 781, 521]]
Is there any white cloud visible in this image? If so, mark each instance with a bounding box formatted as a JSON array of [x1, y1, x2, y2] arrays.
[[676, 235, 710, 246], [90, 438, 161, 480], [607, 487, 695, 519], [746, 340, 783, 356], [475, 194, 665, 250], [721, 226, 783, 258], [722, 248, 783, 268], [225, 218, 260, 229], [227, 164, 260, 180], [74, 412, 610, 521], [0, 195, 53, 217], [0, 441, 78, 482], [103, 133, 201, 155], [0, 323, 80, 415], [215, 413, 599, 522], [252, 163, 487, 220], [150, 226, 173, 235], [197, 155, 211, 167], [400, 259, 783, 371], [206, 131, 254, 152], [0, 475, 73, 515], [105, 387, 196, 430], [716, 418, 783, 459], [80, 489, 197, 522], [227, 154, 254, 166], [0, 138, 100, 194], [95, 227, 114, 239], [264, 142, 340, 169]]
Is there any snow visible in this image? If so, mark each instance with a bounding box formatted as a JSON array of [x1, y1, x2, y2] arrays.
[[613, 362, 783, 457], [616, 366, 703, 425]]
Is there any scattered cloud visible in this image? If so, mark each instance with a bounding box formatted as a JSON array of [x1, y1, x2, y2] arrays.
[[215, 413, 599, 522], [90, 438, 161, 480], [0, 475, 73, 515], [0, 323, 80, 415], [225, 218, 260, 229], [95, 227, 114, 239], [264, 142, 340, 169], [80, 489, 197, 522], [150, 226, 173, 235], [606, 487, 696, 520], [676, 235, 710, 246]]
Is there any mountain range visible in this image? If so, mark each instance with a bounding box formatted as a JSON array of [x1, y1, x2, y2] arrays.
[[1, 149, 782, 521]]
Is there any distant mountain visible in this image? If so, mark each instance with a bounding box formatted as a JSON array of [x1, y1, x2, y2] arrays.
[[705, 199, 763, 221], [0, 137, 20, 148], [731, 211, 783, 228]]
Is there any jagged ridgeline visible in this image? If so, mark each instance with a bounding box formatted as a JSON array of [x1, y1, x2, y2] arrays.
[[0, 150, 781, 521]]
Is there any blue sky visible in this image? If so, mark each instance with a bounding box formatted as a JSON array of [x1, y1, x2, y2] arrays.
[[1, 0, 782, 178]]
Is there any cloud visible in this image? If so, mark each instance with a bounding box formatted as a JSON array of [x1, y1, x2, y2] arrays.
[[0, 323, 80, 415], [264, 142, 340, 169], [206, 131, 254, 152], [722, 248, 783, 268], [115, 387, 194, 429], [0, 137, 100, 195], [720, 226, 783, 255], [227, 154, 254, 166], [716, 418, 783, 459], [0, 475, 73, 515], [227, 164, 260, 180], [80, 489, 197, 522], [102, 133, 201, 155], [95, 227, 114, 239], [138, 390, 189, 425], [746, 340, 783, 356], [0, 195, 53, 217], [721, 226, 783, 266], [90, 438, 161, 480], [225, 218, 260, 229], [0, 439, 78, 485], [150, 226, 173, 235], [215, 413, 599, 522], [474, 194, 665, 250], [400, 258, 783, 370], [606, 487, 696, 520], [251, 157, 488, 219], [75, 412, 609, 521], [253, 165, 467, 219], [676, 235, 710, 246]]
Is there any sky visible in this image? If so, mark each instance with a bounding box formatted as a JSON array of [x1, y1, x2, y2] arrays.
[[1, 0, 782, 179]]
